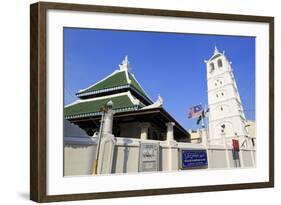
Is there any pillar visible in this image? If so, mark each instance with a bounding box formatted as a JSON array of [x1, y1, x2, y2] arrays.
[[140, 123, 150, 140], [102, 100, 114, 134], [97, 100, 116, 174], [166, 122, 175, 141], [164, 122, 177, 171]]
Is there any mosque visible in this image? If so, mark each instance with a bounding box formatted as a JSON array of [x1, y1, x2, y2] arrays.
[[64, 47, 256, 176]]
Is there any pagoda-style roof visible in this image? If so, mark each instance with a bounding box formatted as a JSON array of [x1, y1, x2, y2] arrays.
[[65, 92, 144, 120], [76, 56, 152, 105], [64, 56, 190, 142]]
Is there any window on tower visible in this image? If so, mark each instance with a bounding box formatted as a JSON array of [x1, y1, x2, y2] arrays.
[[218, 59, 223, 67], [210, 63, 215, 73]]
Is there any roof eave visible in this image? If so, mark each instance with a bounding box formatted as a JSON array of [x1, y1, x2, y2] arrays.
[[66, 107, 190, 137]]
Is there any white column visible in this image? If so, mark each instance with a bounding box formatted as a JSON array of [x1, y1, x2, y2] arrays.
[[102, 101, 114, 134], [165, 122, 176, 171], [140, 123, 150, 140], [98, 100, 116, 174], [166, 122, 175, 141]]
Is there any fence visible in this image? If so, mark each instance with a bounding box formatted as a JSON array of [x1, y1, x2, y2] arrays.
[[64, 136, 256, 176]]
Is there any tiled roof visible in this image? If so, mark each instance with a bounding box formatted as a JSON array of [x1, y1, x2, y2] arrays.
[[78, 71, 127, 94], [76, 70, 149, 101], [64, 94, 144, 119]]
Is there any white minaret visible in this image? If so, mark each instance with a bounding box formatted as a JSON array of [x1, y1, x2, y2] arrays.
[[205, 46, 250, 148]]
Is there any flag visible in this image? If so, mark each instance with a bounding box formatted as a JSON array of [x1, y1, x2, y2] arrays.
[[188, 105, 203, 119], [196, 112, 203, 125], [232, 139, 240, 151], [205, 107, 209, 116], [196, 107, 209, 125]]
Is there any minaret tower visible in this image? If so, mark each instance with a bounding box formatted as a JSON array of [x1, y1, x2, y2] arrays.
[[205, 46, 249, 148]]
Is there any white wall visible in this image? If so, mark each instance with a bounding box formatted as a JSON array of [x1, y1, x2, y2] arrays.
[[1, 0, 280, 205], [65, 137, 256, 176], [64, 144, 97, 175], [64, 138, 207, 175]]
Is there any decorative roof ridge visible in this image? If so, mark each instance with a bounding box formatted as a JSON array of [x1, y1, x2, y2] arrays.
[[141, 94, 163, 110], [127, 90, 140, 106], [128, 72, 153, 102], [125, 68, 132, 84], [119, 55, 131, 73], [119, 56, 132, 84], [129, 85, 153, 104]]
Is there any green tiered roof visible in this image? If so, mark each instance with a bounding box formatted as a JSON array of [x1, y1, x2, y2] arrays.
[[65, 94, 145, 119], [65, 56, 151, 119], [76, 70, 148, 99], [77, 71, 127, 95]]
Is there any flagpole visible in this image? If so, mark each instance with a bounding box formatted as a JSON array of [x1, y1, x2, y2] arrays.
[[199, 103, 204, 144], [203, 104, 210, 146]]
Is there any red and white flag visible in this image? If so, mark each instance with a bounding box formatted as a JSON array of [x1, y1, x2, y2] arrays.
[[188, 105, 203, 119]]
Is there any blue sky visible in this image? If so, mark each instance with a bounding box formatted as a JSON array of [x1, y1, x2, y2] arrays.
[[64, 28, 255, 130]]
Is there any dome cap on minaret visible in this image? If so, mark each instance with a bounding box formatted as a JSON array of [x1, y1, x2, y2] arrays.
[[208, 45, 225, 61]]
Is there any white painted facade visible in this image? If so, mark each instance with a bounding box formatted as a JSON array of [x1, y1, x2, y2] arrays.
[[205, 47, 250, 148]]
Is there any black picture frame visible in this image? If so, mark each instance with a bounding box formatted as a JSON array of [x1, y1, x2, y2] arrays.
[[30, 1, 274, 202]]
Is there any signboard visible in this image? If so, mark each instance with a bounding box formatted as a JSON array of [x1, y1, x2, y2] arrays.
[[139, 143, 159, 172], [232, 139, 240, 151], [181, 149, 208, 169]]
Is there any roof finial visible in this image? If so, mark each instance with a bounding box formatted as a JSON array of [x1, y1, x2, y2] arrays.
[[157, 94, 164, 106], [119, 55, 131, 72], [214, 45, 219, 55]]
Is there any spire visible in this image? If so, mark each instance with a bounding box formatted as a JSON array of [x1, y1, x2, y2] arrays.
[[119, 55, 131, 72], [214, 45, 220, 55]]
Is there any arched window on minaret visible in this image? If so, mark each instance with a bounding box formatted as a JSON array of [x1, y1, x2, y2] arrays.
[[210, 62, 215, 72], [218, 59, 223, 68]]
